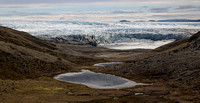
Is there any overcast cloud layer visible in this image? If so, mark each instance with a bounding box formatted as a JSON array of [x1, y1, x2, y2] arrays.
[[0, 0, 199, 4], [0, 0, 199, 21]]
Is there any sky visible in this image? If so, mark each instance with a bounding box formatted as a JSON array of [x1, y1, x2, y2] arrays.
[[0, 0, 200, 22]]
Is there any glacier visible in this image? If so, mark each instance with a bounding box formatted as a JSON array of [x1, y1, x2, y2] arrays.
[[0, 20, 200, 49]]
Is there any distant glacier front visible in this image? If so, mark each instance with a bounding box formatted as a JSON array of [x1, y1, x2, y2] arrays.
[[1, 21, 200, 49]]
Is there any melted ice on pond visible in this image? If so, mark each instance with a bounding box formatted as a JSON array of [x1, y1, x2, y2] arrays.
[[54, 70, 146, 89]]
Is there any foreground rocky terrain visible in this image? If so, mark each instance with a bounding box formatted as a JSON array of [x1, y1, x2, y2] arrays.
[[0, 26, 199, 103]]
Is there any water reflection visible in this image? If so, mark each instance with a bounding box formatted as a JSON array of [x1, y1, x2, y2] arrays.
[[54, 70, 145, 89], [93, 62, 123, 67]]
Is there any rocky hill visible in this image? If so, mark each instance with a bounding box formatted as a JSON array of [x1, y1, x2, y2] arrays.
[[100, 31, 200, 102], [0, 26, 102, 79]]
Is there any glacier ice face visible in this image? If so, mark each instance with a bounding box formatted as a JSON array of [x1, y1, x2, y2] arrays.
[[0, 20, 200, 49], [0, 21, 199, 37], [100, 39, 173, 50]]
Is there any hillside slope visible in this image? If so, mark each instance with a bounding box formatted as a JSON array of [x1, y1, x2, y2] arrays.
[[0, 26, 74, 79], [0, 26, 103, 79], [100, 31, 200, 102], [0, 26, 56, 52]]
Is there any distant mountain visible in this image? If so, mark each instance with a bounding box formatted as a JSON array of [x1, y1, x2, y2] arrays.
[[149, 19, 200, 22], [148, 20, 156, 22], [119, 20, 131, 22]]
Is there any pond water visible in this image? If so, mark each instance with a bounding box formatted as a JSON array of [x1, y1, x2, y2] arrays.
[[54, 70, 145, 89], [93, 62, 123, 67]]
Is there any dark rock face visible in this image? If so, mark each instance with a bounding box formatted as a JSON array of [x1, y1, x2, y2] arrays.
[[40, 35, 97, 46], [40, 33, 186, 47]]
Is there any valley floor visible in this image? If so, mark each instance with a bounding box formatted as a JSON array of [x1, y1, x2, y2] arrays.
[[0, 44, 194, 103], [0, 77, 174, 103]]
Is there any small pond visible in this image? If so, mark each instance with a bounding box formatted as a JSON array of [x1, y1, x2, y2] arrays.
[[93, 62, 123, 67], [54, 70, 146, 89]]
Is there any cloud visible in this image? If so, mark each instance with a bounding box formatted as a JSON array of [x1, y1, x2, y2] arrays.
[[150, 7, 170, 13], [0, 0, 199, 10], [150, 12, 200, 20], [0, 0, 199, 5], [0, 0, 199, 21], [0, 0, 124, 5], [176, 5, 197, 10], [0, 11, 53, 17], [0, 11, 200, 22], [0, 4, 62, 9], [150, 14, 177, 18], [110, 9, 143, 14]]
